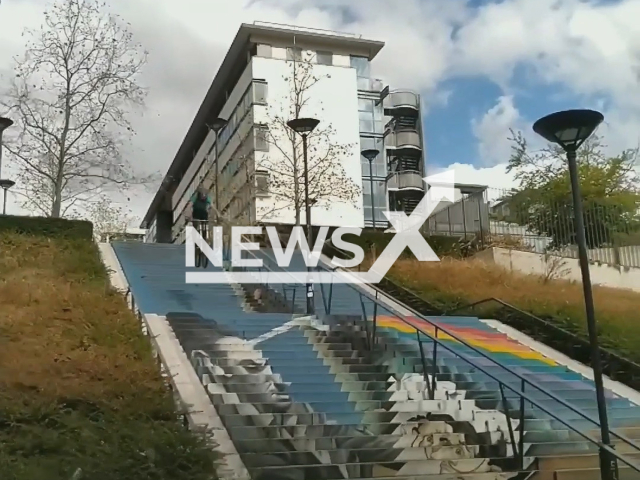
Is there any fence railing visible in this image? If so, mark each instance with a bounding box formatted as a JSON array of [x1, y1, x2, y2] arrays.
[[252, 246, 640, 475], [423, 187, 640, 268]]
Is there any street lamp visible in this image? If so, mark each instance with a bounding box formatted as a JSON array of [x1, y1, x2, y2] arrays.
[[0, 116, 14, 177], [0, 179, 15, 215], [0, 117, 15, 215], [287, 117, 320, 315], [533, 109, 616, 480], [206, 117, 228, 220], [361, 148, 380, 229]]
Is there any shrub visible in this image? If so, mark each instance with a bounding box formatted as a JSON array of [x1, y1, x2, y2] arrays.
[[0, 233, 218, 480], [0, 215, 93, 240]]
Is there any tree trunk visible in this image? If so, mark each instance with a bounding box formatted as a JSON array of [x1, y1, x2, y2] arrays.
[[51, 186, 63, 217]]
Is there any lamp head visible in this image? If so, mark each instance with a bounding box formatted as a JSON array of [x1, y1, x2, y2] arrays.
[[286, 117, 320, 135], [533, 109, 604, 153], [0, 179, 15, 190], [0, 117, 13, 134], [361, 148, 380, 163], [207, 117, 228, 133]]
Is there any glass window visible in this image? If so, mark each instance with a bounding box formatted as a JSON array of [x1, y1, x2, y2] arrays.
[[360, 136, 380, 151], [359, 111, 374, 133], [357, 77, 371, 90], [350, 56, 370, 78], [254, 127, 269, 152], [316, 51, 333, 65], [358, 98, 374, 113], [286, 47, 302, 62], [253, 82, 268, 104], [255, 170, 270, 195]]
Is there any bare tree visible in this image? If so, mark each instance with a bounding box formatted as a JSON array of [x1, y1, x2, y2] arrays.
[[259, 50, 360, 225], [83, 195, 137, 241], [1, 0, 156, 218]]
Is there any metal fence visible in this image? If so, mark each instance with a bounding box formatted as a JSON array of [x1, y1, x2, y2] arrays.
[[422, 187, 640, 268]]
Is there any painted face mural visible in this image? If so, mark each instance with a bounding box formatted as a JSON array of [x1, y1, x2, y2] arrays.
[[179, 315, 531, 480]]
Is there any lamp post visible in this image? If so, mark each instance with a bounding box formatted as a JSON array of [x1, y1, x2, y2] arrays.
[[0, 117, 15, 215], [361, 148, 380, 229], [533, 109, 616, 480], [286, 117, 320, 316], [206, 117, 228, 221], [0, 116, 13, 177], [0, 179, 14, 215]]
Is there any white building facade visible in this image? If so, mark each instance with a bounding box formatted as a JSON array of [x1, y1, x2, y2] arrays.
[[142, 22, 426, 243]]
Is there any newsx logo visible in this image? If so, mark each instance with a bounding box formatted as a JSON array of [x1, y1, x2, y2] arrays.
[[184, 170, 456, 285]]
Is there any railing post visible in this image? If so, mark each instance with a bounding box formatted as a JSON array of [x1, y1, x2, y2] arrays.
[[417, 330, 433, 399], [518, 379, 526, 469], [328, 278, 334, 315], [291, 287, 297, 312], [431, 327, 438, 398], [359, 295, 371, 350], [372, 292, 378, 348], [498, 383, 519, 463]]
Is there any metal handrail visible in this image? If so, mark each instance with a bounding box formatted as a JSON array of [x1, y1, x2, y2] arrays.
[[187, 225, 640, 470], [308, 245, 640, 468], [445, 297, 640, 374]]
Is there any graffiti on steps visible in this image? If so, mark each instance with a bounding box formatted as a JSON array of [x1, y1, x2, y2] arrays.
[[185, 319, 530, 479]]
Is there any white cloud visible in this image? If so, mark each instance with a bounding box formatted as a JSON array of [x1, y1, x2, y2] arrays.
[[471, 95, 523, 166], [1, 0, 640, 220]]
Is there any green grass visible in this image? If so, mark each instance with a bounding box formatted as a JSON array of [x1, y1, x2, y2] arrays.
[[0, 233, 219, 480]]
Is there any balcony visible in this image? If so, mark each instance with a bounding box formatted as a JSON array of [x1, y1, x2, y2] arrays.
[[384, 90, 419, 116], [385, 130, 422, 151], [386, 170, 425, 191]]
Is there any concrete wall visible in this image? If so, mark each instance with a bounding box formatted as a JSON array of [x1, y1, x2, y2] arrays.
[[476, 246, 640, 293], [252, 54, 364, 228]]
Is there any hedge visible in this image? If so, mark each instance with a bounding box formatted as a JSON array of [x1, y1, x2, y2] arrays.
[[337, 230, 462, 258], [0, 215, 93, 240]]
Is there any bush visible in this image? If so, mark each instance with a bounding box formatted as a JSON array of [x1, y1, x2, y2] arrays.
[[0, 233, 218, 480], [0, 215, 93, 240], [332, 229, 463, 259]]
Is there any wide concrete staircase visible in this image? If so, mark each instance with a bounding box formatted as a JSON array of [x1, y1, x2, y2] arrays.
[[112, 242, 640, 480]]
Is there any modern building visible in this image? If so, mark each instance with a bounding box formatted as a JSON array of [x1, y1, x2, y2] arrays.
[[141, 22, 427, 243]]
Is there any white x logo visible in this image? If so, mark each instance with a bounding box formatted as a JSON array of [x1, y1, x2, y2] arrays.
[[364, 170, 456, 283]]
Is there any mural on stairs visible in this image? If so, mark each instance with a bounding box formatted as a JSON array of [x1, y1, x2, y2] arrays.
[[111, 243, 640, 480], [178, 314, 529, 480]]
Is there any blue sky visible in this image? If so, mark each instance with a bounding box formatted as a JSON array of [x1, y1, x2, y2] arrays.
[[1, 0, 639, 216]]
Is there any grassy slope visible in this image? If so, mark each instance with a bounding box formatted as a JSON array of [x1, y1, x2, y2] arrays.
[[0, 234, 218, 480], [386, 257, 640, 363]]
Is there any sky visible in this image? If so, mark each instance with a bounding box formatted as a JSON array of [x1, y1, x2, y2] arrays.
[[0, 0, 639, 220]]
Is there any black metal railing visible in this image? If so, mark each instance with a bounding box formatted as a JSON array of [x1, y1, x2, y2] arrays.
[[325, 240, 640, 391], [445, 297, 640, 389], [251, 247, 640, 474]]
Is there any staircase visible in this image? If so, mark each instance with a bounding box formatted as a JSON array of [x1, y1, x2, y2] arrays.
[[112, 242, 640, 480]]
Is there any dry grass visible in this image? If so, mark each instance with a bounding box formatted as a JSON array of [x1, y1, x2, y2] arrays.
[[385, 256, 640, 361], [0, 233, 218, 480]]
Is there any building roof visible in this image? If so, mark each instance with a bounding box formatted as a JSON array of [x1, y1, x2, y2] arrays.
[[141, 22, 385, 227]]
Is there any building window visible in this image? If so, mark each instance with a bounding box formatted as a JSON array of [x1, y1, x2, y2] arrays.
[[256, 44, 272, 57], [253, 82, 268, 104], [316, 51, 332, 65], [358, 98, 382, 133], [362, 179, 387, 223], [255, 170, 270, 196], [254, 126, 269, 151], [350, 55, 371, 90], [286, 47, 302, 62]]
